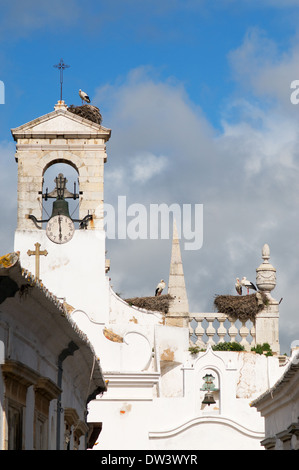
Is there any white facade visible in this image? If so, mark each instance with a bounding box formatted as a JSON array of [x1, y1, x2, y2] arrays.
[[251, 348, 299, 450], [9, 100, 291, 450], [0, 252, 106, 450], [84, 294, 284, 450]]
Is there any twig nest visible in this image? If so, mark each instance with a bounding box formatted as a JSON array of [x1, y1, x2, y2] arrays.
[[125, 294, 173, 313], [214, 292, 268, 321], [67, 104, 102, 125]]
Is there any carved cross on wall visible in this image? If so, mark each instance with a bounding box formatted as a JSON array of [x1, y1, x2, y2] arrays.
[[27, 242, 48, 280]]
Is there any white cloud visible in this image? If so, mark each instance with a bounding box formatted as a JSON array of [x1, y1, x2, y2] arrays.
[[131, 152, 168, 183], [228, 27, 299, 112], [220, 103, 299, 176]]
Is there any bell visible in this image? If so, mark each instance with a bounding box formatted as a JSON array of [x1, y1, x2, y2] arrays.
[[202, 391, 216, 406], [50, 198, 72, 219]]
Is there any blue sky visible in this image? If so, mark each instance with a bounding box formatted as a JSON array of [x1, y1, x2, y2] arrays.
[[1, 0, 299, 354]]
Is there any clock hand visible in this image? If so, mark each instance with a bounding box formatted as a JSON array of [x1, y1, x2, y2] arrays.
[[58, 216, 62, 241]]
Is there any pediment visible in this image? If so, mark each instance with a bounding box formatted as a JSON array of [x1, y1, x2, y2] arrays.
[[11, 105, 111, 141]]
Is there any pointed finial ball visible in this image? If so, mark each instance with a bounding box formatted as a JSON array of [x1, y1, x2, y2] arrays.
[[262, 243, 270, 261]]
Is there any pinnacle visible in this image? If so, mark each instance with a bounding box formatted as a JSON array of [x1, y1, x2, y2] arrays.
[[167, 219, 189, 318]]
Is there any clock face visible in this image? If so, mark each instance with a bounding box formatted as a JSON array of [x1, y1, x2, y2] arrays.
[[46, 215, 75, 244]]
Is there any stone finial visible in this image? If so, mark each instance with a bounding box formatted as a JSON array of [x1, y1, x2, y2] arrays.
[[54, 100, 68, 110], [256, 244, 276, 293], [262, 243, 270, 262]]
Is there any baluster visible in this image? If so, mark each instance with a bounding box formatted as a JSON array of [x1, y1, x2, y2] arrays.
[[250, 321, 256, 348], [217, 317, 227, 343], [239, 320, 250, 350], [206, 317, 216, 346], [195, 318, 205, 344], [228, 318, 238, 343]]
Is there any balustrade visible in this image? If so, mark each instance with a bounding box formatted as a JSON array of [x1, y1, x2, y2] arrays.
[[189, 312, 256, 351]]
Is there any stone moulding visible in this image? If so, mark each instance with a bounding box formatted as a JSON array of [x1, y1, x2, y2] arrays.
[[148, 415, 264, 440]]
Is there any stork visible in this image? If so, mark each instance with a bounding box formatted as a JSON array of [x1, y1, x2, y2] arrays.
[[241, 276, 257, 295], [235, 278, 242, 295], [155, 280, 166, 296], [79, 89, 90, 105]]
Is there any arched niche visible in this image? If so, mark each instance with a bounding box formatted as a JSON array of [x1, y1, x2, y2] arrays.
[[188, 346, 228, 415], [199, 366, 221, 414]]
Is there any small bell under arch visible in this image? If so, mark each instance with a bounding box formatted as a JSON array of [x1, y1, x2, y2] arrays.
[[202, 391, 216, 406], [200, 372, 219, 407]]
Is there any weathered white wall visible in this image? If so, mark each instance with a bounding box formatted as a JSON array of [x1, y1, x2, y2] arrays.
[[86, 296, 286, 450], [14, 229, 109, 324]]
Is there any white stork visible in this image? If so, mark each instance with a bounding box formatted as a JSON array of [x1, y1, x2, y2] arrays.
[[241, 276, 257, 295], [79, 89, 91, 104], [155, 280, 166, 296], [235, 278, 242, 295]]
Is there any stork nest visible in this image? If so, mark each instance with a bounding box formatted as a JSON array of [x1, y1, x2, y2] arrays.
[[125, 294, 173, 314], [67, 104, 103, 125], [213, 292, 268, 321]]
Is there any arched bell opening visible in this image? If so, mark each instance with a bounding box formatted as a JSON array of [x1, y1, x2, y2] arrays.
[[42, 162, 81, 229], [199, 368, 221, 414]]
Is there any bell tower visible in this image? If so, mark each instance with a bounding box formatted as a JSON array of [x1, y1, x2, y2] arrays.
[[11, 100, 111, 322]]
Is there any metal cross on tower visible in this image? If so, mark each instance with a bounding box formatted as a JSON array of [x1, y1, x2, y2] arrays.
[[53, 58, 70, 101], [27, 242, 48, 280]]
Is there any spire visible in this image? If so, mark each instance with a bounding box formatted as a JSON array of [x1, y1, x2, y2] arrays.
[[167, 219, 189, 327]]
